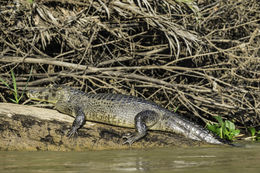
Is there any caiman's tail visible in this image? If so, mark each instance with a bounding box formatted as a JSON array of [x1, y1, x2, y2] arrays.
[[161, 113, 223, 145]]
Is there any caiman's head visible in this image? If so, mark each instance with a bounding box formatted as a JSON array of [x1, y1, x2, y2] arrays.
[[27, 85, 69, 104]]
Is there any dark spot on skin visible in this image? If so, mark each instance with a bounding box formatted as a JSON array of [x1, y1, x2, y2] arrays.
[[137, 97, 143, 103], [109, 97, 116, 101], [116, 95, 122, 101], [88, 94, 94, 99], [96, 95, 102, 100], [100, 94, 107, 100]]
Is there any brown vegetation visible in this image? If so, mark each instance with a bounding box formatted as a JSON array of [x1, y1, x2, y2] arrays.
[[0, 0, 259, 132]]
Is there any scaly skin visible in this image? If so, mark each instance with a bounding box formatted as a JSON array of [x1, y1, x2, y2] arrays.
[[27, 85, 223, 145]]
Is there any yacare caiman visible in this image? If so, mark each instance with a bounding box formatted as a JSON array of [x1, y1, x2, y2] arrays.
[[27, 85, 225, 145]]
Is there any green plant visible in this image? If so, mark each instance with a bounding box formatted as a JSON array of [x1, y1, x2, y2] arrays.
[[168, 105, 180, 113], [0, 68, 32, 104], [248, 127, 260, 141], [207, 116, 240, 141], [173, 105, 179, 113]]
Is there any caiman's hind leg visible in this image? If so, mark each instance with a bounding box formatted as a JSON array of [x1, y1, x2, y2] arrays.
[[67, 108, 86, 138], [123, 110, 159, 145]]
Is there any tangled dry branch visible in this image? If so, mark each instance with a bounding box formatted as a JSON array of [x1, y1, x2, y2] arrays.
[[0, 0, 259, 129]]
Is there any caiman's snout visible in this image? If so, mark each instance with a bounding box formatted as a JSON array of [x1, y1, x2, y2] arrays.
[[27, 86, 61, 103], [26, 89, 43, 100], [26, 90, 35, 98], [26, 88, 51, 102]]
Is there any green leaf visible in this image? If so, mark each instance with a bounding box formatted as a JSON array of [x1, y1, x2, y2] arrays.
[[1, 68, 33, 104], [233, 129, 240, 136], [218, 127, 223, 138], [249, 127, 256, 136], [225, 120, 235, 131], [214, 116, 223, 125], [9, 98, 18, 104], [11, 70, 19, 103], [19, 66, 33, 102], [173, 106, 179, 113], [207, 116, 240, 141], [206, 124, 218, 133], [0, 77, 12, 90]]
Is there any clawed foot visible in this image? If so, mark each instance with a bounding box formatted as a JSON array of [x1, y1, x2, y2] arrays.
[[66, 127, 78, 138], [122, 133, 138, 145]]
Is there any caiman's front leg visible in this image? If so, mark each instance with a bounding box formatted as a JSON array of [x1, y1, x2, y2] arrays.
[[123, 110, 159, 145], [67, 108, 86, 138]]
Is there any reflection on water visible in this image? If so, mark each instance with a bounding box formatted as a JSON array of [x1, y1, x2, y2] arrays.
[[1, 142, 260, 173]]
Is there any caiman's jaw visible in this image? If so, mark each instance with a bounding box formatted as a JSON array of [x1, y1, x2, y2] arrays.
[[27, 88, 59, 104]]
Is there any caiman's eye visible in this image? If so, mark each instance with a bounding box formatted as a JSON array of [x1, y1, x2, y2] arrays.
[[44, 95, 49, 100], [52, 92, 56, 98]]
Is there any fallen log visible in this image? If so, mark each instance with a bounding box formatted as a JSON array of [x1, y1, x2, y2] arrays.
[[0, 103, 207, 151]]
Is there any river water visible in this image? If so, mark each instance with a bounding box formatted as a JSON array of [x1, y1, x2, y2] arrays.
[[1, 142, 260, 173]]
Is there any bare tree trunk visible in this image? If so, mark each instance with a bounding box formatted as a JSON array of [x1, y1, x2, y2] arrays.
[[0, 103, 205, 151]]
